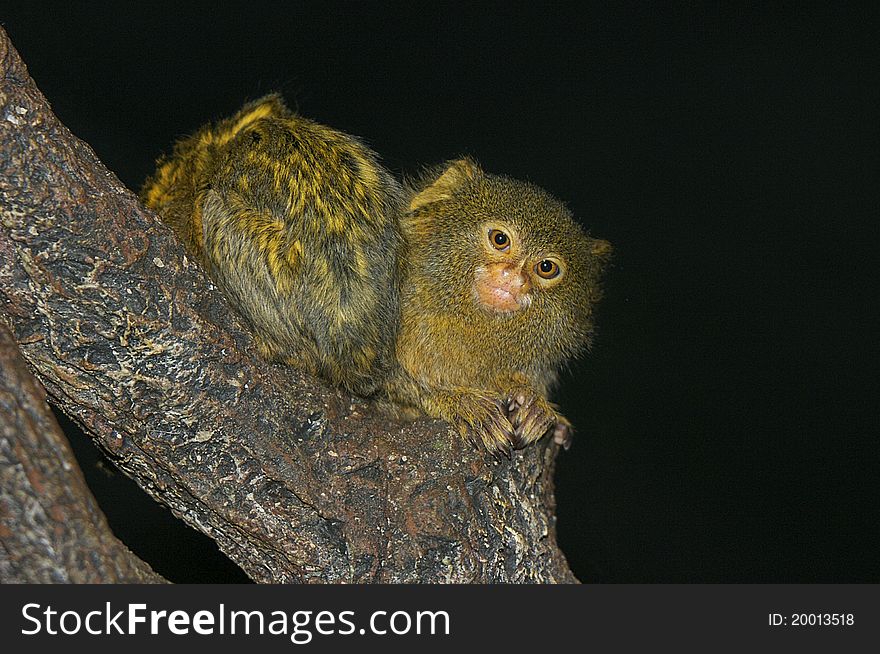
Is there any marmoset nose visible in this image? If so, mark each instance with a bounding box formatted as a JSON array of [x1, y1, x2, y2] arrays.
[[493, 262, 530, 292]]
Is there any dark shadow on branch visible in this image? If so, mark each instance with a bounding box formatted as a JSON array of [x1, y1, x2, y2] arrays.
[[55, 408, 252, 583], [0, 323, 166, 583]]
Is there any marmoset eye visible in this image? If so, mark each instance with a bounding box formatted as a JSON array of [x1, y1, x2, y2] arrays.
[[535, 259, 560, 279], [489, 229, 510, 251]]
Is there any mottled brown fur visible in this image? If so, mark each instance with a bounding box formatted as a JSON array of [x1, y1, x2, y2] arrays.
[[142, 95, 403, 396]]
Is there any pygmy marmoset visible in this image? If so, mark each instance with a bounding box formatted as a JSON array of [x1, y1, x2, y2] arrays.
[[142, 95, 610, 456], [142, 94, 404, 397]]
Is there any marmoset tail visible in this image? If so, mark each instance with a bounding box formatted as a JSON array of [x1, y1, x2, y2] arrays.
[[141, 95, 404, 396], [382, 158, 611, 456]]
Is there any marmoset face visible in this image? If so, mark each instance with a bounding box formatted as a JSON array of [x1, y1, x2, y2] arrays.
[[473, 221, 568, 315], [405, 159, 610, 365]]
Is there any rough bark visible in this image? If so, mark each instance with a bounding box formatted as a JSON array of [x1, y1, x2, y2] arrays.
[[0, 28, 576, 583], [0, 323, 166, 583]]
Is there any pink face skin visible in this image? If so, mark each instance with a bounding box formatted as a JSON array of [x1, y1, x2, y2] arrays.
[[473, 261, 533, 314], [471, 223, 564, 316]]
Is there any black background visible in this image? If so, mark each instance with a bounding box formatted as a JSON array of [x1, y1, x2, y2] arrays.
[[2, 4, 876, 583]]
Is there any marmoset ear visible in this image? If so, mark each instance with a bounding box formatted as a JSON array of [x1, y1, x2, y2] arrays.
[[589, 238, 613, 261], [408, 157, 482, 211]]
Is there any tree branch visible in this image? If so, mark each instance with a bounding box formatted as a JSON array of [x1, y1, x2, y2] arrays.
[[0, 27, 576, 583], [0, 323, 166, 582]]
